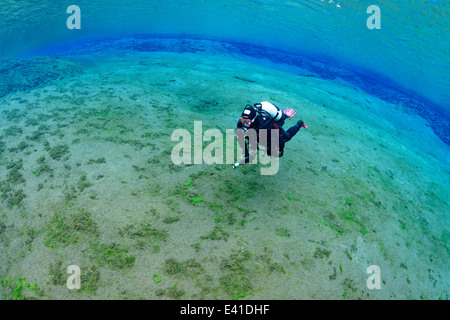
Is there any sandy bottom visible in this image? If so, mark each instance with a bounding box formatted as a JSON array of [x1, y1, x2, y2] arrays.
[[0, 47, 448, 300]]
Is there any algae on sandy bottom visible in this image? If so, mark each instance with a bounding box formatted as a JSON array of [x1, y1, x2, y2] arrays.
[[0, 48, 448, 300]]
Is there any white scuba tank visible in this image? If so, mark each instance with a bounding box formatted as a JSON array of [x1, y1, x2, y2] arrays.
[[259, 101, 283, 121]]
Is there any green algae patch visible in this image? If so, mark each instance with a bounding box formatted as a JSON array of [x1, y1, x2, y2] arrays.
[[119, 223, 169, 247], [163, 258, 204, 277], [162, 216, 180, 224], [153, 274, 163, 284], [275, 228, 291, 237], [77, 174, 93, 192], [338, 208, 368, 235], [0, 159, 27, 207], [5, 159, 25, 185], [201, 225, 230, 241], [88, 242, 135, 270], [35, 156, 53, 176], [314, 247, 331, 259], [219, 250, 253, 300], [49, 143, 69, 161], [48, 260, 66, 285], [155, 285, 185, 299], [323, 196, 369, 235], [3, 125, 23, 137], [1, 277, 42, 300], [45, 209, 98, 248], [191, 196, 204, 204], [285, 194, 301, 202]]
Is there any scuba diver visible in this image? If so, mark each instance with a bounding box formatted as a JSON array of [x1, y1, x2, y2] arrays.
[[233, 101, 307, 168]]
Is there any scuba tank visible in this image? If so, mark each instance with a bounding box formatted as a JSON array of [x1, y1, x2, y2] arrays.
[[254, 101, 283, 127]]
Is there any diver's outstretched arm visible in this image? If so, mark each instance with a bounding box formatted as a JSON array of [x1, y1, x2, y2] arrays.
[[283, 108, 296, 118]]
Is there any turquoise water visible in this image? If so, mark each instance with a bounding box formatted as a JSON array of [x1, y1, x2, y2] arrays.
[[2, 0, 449, 115], [0, 1, 449, 300]]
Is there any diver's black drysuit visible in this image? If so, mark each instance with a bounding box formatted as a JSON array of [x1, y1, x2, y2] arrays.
[[236, 112, 304, 162]]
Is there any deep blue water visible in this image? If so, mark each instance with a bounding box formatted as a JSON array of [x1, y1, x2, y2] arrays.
[[1, 1, 449, 139]]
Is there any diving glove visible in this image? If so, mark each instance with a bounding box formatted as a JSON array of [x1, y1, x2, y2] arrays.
[[283, 108, 296, 118]]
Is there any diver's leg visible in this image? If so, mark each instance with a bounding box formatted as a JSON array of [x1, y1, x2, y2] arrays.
[[279, 121, 303, 143], [243, 136, 258, 163]]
